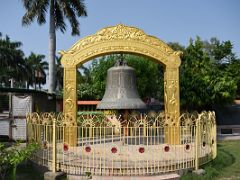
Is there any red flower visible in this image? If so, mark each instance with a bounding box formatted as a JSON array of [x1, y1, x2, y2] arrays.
[[63, 143, 69, 152], [202, 142, 206, 147], [164, 145, 170, 152], [111, 147, 117, 154], [85, 146, 91, 153], [212, 139, 214, 145], [43, 141, 48, 149], [139, 147, 145, 153], [185, 144, 190, 151]]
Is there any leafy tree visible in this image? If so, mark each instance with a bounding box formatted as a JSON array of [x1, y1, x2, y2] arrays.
[[77, 55, 115, 100], [203, 37, 236, 63], [168, 42, 185, 52], [226, 59, 240, 98], [202, 37, 240, 98], [179, 37, 237, 110], [88, 55, 116, 100], [22, 0, 87, 94], [125, 55, 163, 100]]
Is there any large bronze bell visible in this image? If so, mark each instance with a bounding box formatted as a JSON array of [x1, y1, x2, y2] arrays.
[[97, 56, 146, 110]]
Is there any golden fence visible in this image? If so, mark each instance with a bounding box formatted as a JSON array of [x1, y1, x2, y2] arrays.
[[26, 111, 216, 176]]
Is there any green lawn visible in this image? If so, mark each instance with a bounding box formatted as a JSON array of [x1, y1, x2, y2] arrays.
[[181, 140, 240, 180]]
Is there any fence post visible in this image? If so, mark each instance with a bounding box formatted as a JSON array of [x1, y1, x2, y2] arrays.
[[195, 118, 200, 170], [52, 118, 57, 172]]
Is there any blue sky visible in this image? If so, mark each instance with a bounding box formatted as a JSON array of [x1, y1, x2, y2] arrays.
[[0, 1, 240, 64]]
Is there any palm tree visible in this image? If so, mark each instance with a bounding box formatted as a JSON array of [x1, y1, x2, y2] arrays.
[[21, 0, 87, 93], [0, 34, 24, 68], [0, 33, 27, 87], [25, 52, 48, 89]]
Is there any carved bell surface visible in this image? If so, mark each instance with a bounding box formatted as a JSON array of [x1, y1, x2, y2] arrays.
[[97, 57, 146, 110]]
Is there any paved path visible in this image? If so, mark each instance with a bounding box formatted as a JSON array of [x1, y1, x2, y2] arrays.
[[217, 134, 240, 141]]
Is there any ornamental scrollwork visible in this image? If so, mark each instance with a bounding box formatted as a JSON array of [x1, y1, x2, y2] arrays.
[[65, 82, 74, 92], [179, 112, 198, 126], [41, 112, 55, 125], [60, 24, 181, 59], [26, 111, 216, 128], [64, 98, 74, 111]]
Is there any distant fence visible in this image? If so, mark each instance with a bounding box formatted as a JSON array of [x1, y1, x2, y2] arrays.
[[27, 111, 216, 176]]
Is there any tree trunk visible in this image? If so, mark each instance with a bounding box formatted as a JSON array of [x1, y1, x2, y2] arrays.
[[48, 0, 56, 94]]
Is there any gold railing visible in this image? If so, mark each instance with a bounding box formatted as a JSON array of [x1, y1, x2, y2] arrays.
[[26, 111, 216, 176]]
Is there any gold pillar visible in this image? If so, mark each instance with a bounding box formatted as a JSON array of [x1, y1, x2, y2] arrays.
[[63, 67, 77, 146], [164, 67, 180, 144]]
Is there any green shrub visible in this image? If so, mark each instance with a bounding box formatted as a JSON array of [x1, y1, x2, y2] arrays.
[[0, 142, 39, 180]]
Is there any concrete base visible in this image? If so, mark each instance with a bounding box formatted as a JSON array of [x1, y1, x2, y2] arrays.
[[67, 174, 91, 180], [91, 174, 180, 180], [177, 169, 189, 176], [44, 171, 66, 180], [67, 173, 180, 180], [192, 169, 205, 176], [217, 134, 240, 141]]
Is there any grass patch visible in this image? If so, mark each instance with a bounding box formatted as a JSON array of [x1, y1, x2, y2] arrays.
[[181, 140, 240, 180]]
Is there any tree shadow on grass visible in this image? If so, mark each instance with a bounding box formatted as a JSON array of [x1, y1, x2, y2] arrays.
[[181, 148, 235, 180], [211, 148, 235, 169], [217, 143, 223, 148]]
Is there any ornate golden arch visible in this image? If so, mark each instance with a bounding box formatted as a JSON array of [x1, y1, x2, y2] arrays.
[[60, 24, 182, 124]]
